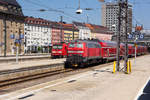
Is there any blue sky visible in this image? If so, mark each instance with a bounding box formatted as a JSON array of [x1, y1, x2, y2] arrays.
[[17, 0, 150, 29]]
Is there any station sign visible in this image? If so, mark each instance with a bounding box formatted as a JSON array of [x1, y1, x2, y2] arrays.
[[128, 32, 144, 40], [19, 34, 24, 39], [0, 42, 4, 46], [15, 39, 22, 44], [10, 34, 15, 39]]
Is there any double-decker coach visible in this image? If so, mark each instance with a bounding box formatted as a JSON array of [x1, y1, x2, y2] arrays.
[[98, 40, 117, 61]]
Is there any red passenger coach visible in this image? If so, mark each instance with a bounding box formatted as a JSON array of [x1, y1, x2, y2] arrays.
[[98, 40, 117, 60], [51, 43, 68, 58], [128, 44, 135, 57]]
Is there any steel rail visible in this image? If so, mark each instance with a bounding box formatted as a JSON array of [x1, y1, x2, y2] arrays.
[[0, 65, 73, 88]]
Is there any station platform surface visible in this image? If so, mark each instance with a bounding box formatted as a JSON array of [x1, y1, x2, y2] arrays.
[[0, 54, 150, 100], [0, 53, 50, 57], [0, 54, 51, 64], [0, 58, 65, 71], [0, 55, 51, 60]]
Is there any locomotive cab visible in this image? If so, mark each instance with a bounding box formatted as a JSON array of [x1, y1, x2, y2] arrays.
[[51, 43, 67, 58], [67, 42, 85, 67]]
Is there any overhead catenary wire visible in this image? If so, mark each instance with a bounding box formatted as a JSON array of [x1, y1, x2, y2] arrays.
[[133, 16, 143, 26], [21, 0, 85, 22], [23, 0, 64, 13]]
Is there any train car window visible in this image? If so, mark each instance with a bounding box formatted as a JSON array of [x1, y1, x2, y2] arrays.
[[87, 43, 92, 48], [53, 46, 57, 49], [96, 44, 101, 48], [77, 44, 83, 48], [57, 46, 62, 49], [87, 43, 94, 48], [52, 44, 63, 49], [69, 43, 83, 48], [69, 43, 75, 48], [95, 44, 97, 48]]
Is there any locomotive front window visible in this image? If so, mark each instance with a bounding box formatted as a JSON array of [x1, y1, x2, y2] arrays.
[[57, 46, 62, 49], [53, 45, 62, 49], [77, 44, 83, 48], [53, 46, 58, 49], [69, 43, 83, 48], [69, 43, 75, 48]]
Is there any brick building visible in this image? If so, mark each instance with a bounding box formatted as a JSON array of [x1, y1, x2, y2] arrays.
[[0, 0, 25, 56], [50, 22, 79, 45], [50, 22, 63, 45]]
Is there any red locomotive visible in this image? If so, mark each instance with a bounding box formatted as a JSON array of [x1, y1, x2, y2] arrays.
[[66, 39, 101, 67], [51, 42, 68, 58], [65, 39, 147, 68]]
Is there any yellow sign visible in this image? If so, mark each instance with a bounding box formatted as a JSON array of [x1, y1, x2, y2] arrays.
[[16, 43, 19, 47]]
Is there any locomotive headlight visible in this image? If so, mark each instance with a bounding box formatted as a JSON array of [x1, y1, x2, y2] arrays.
[[68, 51, 83, 53], [58, 51, 62, 53], [68, 51, 74, 53], [77, 51, 83, 53], [52, 51, 56, 53]]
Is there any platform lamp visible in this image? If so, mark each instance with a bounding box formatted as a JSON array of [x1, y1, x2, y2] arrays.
[[11, 29, 24, 63], [0, 42, 4, 56], [19, 28, 24, 54]]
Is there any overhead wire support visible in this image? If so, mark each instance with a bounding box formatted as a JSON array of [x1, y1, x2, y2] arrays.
[[60, 16, 63, 43], [3, 14, 7, 57], [116, 0, 122, 71], [124, 0, 129, 72], [116, 0, 129, 72]]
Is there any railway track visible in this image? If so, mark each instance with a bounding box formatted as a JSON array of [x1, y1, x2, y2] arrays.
[[0, 62, 114, 90], [0, 63, 67, 88], [0, 69, 74, 88], [0, 55, 144, 91]]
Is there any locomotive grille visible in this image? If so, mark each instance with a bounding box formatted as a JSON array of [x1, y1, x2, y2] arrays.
[[67, 55, 83, 64]]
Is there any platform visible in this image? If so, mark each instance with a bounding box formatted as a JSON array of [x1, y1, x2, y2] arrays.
[[0, 55, 150, 100], [0, 58, 65, 71], [0, 55, 51, 63]]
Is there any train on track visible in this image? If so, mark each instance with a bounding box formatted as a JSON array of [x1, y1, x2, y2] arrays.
[[65, 39, 147, 68], [51, 42, 68, 58]]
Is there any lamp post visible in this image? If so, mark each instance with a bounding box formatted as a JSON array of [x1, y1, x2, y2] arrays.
[[0, 43, 3, 56], [134, 37, 138, 59], [0, 45, 1, 56], [11, 30, 24, 63], [3, 14, 7, 57], [60, 16, 63, 42]]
